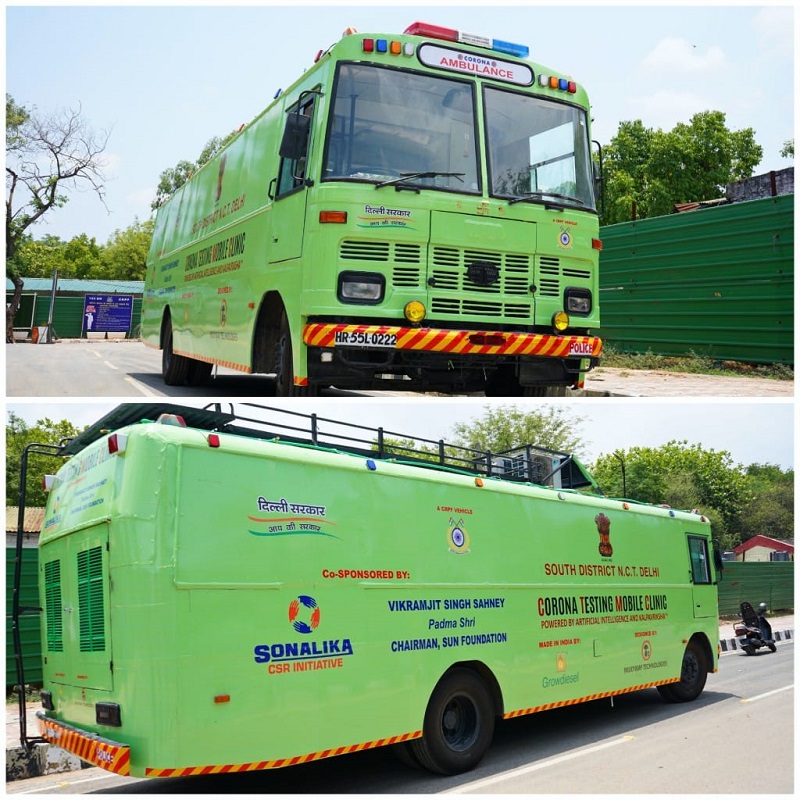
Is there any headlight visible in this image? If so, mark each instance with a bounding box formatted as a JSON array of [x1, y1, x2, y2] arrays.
[[337, 271, 385, 304], [565, 287, 592, 316]]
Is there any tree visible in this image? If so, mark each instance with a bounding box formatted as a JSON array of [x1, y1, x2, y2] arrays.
[[590, 440, 755, 545], [101, 218, 155, 280], [601, 111, 762, 224], [372, 405, 587, 473], [729, 464, 794, 545], [450, 404, 586, 457], [6, 94, 110, 341], [780, 140, 794, 159], [6, 412, 84, 508], [151, 131, 238, 210]]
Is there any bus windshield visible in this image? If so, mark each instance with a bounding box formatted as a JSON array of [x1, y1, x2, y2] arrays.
[[484, 86, 596, 211], [324, 63, 480, 193]]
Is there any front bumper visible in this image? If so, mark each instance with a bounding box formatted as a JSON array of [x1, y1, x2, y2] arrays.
[[303, 323, 602, 360], [37, 712, 131, 776]]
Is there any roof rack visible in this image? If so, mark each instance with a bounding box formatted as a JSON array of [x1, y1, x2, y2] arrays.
[[62, 402, 596, 491]]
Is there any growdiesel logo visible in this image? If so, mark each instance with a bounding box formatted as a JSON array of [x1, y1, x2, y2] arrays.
[[254, 595, 354, 674]]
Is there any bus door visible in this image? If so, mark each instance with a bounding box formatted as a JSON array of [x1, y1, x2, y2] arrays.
[[686, 534, 715, 619], [269, 90, 319, 264], [41, 522, 114, 692]]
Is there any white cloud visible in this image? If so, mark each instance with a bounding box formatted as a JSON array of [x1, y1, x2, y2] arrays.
[[642, 37, 726, 74]]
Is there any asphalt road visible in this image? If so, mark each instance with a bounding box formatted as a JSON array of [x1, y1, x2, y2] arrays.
[[7, 641, 793, 794], [5, 340, 793, 398]]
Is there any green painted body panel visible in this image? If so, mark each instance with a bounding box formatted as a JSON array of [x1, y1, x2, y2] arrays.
[[141, 28, 600, 384], [599, 195, 794, 364], [39, 420, 718, 775]]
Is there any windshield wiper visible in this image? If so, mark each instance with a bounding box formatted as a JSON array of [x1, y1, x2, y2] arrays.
[[508, 190, 587, 208], [375, 171, 465, 190]]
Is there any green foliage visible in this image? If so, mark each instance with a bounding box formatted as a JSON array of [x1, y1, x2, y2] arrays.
[[6, 412, 84, 509], [590, 440, 768, 546], [729, 464, 794, 545], [100, 218, 155, 280], [10, 220, 155, 281], [601, 111, 763, 224], [151, 130, 238, 210], [450, 404, 586, 458]]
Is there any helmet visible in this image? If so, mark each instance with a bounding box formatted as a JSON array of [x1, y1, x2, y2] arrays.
[[758, 602, 768, 615]]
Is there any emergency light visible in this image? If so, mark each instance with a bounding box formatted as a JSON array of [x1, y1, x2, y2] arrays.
[[404, 21, 530, 59]]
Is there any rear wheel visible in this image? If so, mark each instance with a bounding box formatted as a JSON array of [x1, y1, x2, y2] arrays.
[[410, 669, 495, 775], [742, 644, 756, 655], [187, 359, 213, 386], [162, 317, 190, 385], [657, 640, 708, 703]]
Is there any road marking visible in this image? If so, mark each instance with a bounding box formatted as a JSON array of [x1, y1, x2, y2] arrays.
[[441, 735, 634, 794], [741, 684, 793, 704], [16, 771, 120, 794], [124, 376, 160, 397], [104, 361, 119, 370]]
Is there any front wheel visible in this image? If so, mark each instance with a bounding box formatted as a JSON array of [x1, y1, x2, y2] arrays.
[[162, 318, 190, 386], [657, 640, 708, 703], [410, 669, 495, 775]]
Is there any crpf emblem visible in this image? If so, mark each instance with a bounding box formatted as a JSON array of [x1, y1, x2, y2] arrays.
[[289, 595, 320, 634]]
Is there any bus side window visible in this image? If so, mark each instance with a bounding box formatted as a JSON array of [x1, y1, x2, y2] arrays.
[[276, 96, 316, 198], [687, 535, 711, 584]]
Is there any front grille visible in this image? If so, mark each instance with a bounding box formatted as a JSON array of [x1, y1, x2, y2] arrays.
[[431, 247, 532, 296]]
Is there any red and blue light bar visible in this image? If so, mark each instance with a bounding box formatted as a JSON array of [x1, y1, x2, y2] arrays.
[[404, 21, 530, 59]]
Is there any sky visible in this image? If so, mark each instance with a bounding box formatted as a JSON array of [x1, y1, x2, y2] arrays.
[[5, 398, 795, 470], [5, 1, 795, 245]]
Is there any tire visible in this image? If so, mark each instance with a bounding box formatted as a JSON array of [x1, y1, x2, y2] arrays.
[[186, 359, 213, 387], [271, 313, 295, 397], [742, 644, 756, 656], [523, 385, 568, 397], [410, 669, 495, 775], [269, 313, 320, 397], [390, 741, 422, 770], [768, 642, 777, 653], [658, 640, 708, 703], [162, 318, 190, 386]]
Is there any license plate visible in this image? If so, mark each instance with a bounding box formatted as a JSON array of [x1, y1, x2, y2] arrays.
[[334, 330, 398, 348]]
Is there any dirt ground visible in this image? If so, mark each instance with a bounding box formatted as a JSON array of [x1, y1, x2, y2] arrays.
[[583, 366, 794, 397]]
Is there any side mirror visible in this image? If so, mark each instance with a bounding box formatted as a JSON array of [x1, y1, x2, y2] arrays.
[[592, 139, 605, 217], [279, 113, 311, 160]]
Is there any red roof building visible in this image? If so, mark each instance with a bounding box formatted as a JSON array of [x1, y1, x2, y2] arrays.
[[733, 534, 794, 562]]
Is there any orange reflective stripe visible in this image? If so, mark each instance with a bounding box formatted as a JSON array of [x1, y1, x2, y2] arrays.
[[303, 323, 602, 359], [144, 730, 421, 777], [503, 678, 677, 719], [38, 716, 131, 776]]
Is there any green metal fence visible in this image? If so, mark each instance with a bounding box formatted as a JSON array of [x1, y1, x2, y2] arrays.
[[598, 195, 794, 364], [717, 561, 794, 615]]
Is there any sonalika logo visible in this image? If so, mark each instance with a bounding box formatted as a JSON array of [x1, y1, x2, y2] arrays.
[[253, 595, 354, 664]]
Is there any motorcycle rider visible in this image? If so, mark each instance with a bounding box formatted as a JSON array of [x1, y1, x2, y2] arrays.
[[756, 602, 775, 645]]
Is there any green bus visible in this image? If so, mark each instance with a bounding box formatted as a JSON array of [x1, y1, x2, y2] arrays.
[[33, 403, 720, 779], [141, 21, 604, 396]]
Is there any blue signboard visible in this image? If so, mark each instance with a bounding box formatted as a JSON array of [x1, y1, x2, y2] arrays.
[[83, 294, 134, 333]]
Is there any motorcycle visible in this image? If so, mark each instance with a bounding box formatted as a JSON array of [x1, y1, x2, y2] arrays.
[[734, 601, 777, 655]]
